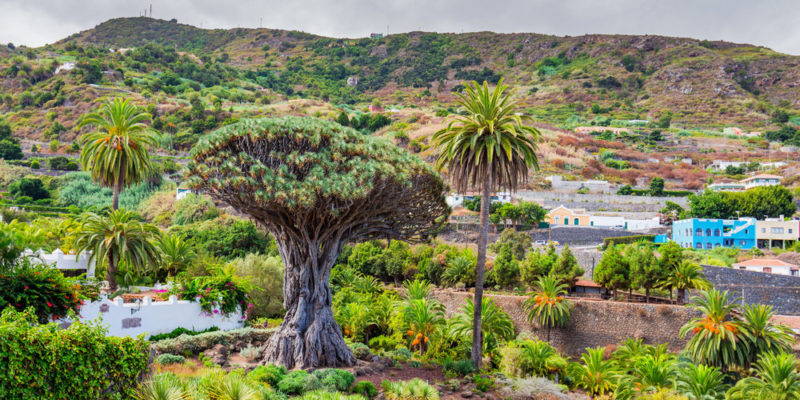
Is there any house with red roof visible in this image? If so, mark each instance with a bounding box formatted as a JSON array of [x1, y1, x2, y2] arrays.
[[732, 258, 800, 276]]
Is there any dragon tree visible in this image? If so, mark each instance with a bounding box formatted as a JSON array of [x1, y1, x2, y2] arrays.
[[187, 117, 449, 369]]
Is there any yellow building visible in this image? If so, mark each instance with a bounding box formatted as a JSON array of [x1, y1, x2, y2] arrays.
[[756, 219, 799, 249], [547, 205, 591, 227]]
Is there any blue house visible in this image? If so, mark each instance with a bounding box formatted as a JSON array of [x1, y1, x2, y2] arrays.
[[672, 218, 756, 250]]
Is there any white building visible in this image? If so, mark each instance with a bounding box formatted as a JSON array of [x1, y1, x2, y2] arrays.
[[589, 215, 662, 231], [546, 175, 613, 194], [446, 192, 511, 208], [176, 187, 192, 200], [741, 174, 782, 189], [23, 249, 95, 277], [732, 259, 799, 276], [710, 160, 786, 171]]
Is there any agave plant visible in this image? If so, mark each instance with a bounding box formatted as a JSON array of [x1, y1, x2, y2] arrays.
[[523, 275, 572, 341], [727, 352, 800, 400], [404, 279, 434, 301], [133, 373, 191, 400], [675, 363, 727, 400], [679, 289, 745, 370], [382, 378, 440, 400], [402, 298, 445, 355], [739, 303, 794, 368], [568, 347, 619, 397], [448, 297, 515, 357]]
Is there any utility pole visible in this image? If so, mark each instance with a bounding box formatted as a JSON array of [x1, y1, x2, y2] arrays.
[[149, 3, 152, 18]]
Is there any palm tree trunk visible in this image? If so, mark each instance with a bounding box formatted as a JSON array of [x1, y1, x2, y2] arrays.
[[112, 160, 125, 210], [471, 177, 490, 369], [645, 287, 650, 303], [107, 253, 118, 292], [678, 288, 686, 304], [547, 325, 551, 342]]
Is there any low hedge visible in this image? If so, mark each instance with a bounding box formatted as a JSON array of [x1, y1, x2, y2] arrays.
[[150, 327, 273, 355], [603, 235, 656, 248], [0, 308, 149, 399], [148, 326, 219, 342]]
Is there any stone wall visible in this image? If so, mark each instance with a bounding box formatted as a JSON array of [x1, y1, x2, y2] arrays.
[[433, 290, 698, 357], [516, 190, 688, 213], [702, 265, 800, 315]]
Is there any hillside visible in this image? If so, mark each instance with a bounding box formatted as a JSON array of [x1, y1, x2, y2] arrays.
[[2, 17, 800, 193]]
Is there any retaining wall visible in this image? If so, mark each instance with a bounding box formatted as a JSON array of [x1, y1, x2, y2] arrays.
[[64, 295, 245, 338], [516, 191, 688, 212], [433, 290, 698, 357], [702, 265, 800, 315]]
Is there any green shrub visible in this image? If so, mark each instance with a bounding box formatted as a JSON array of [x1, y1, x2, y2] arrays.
[[602, 235, 656, 249], [8, 177, 49, 200], [148, 326, 220, 342], [381, 378, 440, 400], [0, 264, 83, 323], [171, 193, 220, 225], [442, 358, 476, 377], [352, 381, 377, 398], [248, 364, 287, 387], [349, 342, 371, 360], [150, 327, 273, 355], [173, 270, 252, 317], [298, 391, 367, 400], [278, 370, 309, 395], [230, 254, 284, 319], [312, 369, 355, 391], [156, 353, 185, 364], [0, 308, 149, 399], [474, 375, 495, 392]]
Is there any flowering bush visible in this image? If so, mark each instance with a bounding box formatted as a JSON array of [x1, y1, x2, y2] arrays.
[[0, 264, 84, 323], [173, 266, 253, 317]]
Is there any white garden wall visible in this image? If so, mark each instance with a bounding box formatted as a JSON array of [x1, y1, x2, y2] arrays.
[[67, 295, 245, 338]]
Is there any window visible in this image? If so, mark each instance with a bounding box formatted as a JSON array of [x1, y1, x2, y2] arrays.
[[771, 227, 784, 234], [695, 242, 702, 249], [696, 228, 703, 237], [792, 270, 799, 276], [686, 229, 690, 236], [762, 228, 767, 233], [714, 229, 720, 237], [705, 229, 712, 237], [763, 267, 772, 273], [564, 217, 569, 225], [574, 218, 580, 225], [714, 243, 721, 247], [740, 240, 746, 246], [706, 243, 712, 249], [790, 229, 793, 234], [590, 221, 594, 226]]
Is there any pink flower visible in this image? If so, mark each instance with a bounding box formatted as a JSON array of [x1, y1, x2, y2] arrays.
[[47, 302, 52, 307], [213, 310, 219, 314]]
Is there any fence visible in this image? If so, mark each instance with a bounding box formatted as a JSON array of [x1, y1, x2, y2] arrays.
[[24, 248, 96, 277], [65, 295, 246, 338]]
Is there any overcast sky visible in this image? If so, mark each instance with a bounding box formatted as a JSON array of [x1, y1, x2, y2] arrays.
[[3, 0, 800, 55]]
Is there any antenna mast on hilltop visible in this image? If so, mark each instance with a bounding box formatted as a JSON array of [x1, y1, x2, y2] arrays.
[[150, 3, 152, 18]]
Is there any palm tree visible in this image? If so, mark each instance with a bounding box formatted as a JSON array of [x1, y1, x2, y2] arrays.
[[739, 303, 794, 368], [612, 338, 647, 372], [402, 298, 445, 355], [568, 347, 619, 398], [449, 297, 515, 359], [432, 78, 540, 368], [727, 352, 800, 400], [523, 275, 573, 341], [679, 289, 745, 370], [403, 279, 434, 301], [661, 260, 711, 304], [79, 97, 158, 210], [517, 340, 568, 381], [74, 209, 161, 291], [615, 353, 676, 400], [155, 232, 197, 280], [675, 363, 727, 400]]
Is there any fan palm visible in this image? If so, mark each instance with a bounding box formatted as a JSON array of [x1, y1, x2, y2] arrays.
[[675, 363, 727, 400], [739, 303, 794, 368], [523, 275, 573, 341], [74, 209, 161, 291], [661, 260, 711, 304], [156, 232, 196, 280], [449, 297, 515, 358], [79, 97, 157, 210], [727, 352, 800, 400], [568, 347, 619, 397], [432, 78, 540, 368], [679, 289, 745, 370]]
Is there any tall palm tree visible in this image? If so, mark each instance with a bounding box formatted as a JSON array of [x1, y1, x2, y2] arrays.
[[727, 352, 800, 400], [79, 97, 158, 210], [568, 347, 619, 397], [679, 289, 745, 370], [449, 297, 515, 359], [155, 232, 197, 280], [432, 78, 540, 368], [74, 209, 161, 291], [661, 260, 711, 304], [523, 275, 573, 341]]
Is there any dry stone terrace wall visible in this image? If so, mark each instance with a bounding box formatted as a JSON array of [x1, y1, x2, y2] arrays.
[[433, 290, 699, 357], [702, 265, 800, 316], [516, 190, 689, 213]]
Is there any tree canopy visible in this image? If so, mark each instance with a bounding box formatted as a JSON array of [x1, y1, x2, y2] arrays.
[[688, 186, 796, 219]]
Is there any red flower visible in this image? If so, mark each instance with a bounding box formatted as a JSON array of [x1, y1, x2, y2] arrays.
[[24, 286, 28, 290], [47, 302, 52, 307]]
